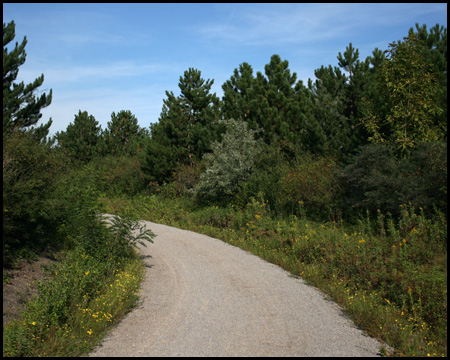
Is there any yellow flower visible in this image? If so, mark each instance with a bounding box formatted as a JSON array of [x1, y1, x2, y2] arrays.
[[85, 271, 89, 276], [87, 329, 93, 335], [358, 239, 365, 244], [31, 321, 36, 326]]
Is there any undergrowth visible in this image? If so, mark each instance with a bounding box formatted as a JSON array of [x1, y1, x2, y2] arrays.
[[3, 214, 154, 357]]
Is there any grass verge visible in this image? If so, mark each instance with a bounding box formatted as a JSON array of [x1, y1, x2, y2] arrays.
[[3, 213, 153, 357]]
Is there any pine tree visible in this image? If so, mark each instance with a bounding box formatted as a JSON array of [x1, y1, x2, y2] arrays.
[[308, 64, 350, 157], [100, 110, 148, 157], [221, 62, 255, 121], [250, 54, 298, 144], [3, 20, 52, 141], [145, 68, 223, 183], [294, 80, 327, 155], [222, 55, 326, 157], [309, 43, 378, 158], [55, 110, 102, 163]]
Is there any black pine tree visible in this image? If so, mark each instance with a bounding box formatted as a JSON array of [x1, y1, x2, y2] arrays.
[[3, 20, 52, 141], [145, 68, 223, 183], [55, 110, 102, 163]]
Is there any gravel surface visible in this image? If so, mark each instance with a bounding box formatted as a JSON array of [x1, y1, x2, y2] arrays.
[[89, 219, 384, 357]]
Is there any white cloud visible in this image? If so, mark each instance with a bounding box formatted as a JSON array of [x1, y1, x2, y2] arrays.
[[194, 3, 447, 47], [18, 60, 176, 85]]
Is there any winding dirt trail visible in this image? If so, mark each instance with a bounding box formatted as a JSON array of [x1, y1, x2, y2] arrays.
[[89, 219, 383, 357]]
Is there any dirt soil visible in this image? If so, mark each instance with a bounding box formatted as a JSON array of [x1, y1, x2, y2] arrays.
[[3, 256, 57, 325]]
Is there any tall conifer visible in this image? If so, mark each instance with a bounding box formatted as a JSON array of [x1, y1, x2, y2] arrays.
[[145, 68, 222, 183], [3, 20, 52, 141]]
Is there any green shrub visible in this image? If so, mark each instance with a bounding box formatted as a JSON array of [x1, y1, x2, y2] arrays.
[[279, 154, 338, 220], [88, 155, 147, 197], [193, 119, 262, 204], [336, 142, 447, 219], [3, 132, 68, 265], [236, 143, 289, 211]]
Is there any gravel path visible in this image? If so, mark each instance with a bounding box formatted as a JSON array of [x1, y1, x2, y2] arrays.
[[89, 219, 384, 357]]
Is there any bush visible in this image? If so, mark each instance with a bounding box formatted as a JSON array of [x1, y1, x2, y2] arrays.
[[3, 132, 68, 265], [401, 142, 447, 215], [88, 155, 147, 197], [278, 154, 339, 220], [336, 142, 447, 219], [236, 143, 289, 212], [193, 119, 262, 204]]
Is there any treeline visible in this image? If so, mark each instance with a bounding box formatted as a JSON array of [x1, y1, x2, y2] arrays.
[[53, 23, 447, 218], [3, 18, 447, 357], [3, 20, 447, 263]]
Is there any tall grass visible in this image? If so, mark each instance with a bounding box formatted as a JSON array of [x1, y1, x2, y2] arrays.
[[103, 195, 447, 357]]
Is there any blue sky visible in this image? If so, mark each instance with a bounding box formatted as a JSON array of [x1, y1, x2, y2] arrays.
[[3, 3, 447, 136]]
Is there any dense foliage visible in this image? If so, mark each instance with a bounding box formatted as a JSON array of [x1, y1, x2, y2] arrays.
[[3, 18, 447, 357]]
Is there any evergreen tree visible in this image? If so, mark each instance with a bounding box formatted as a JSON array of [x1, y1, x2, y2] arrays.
[[308, 64, 350, 157], [3, 20, 52, 141], [222, 55, 325, 156], [100, 110, 148, 157], [250, 54, 298, 144], [55, 110, 102, 163], [145, 68, 223, 183], [309, 43, 378, 158], [294, 80, 327, 155], [221, 62, 255, 121]]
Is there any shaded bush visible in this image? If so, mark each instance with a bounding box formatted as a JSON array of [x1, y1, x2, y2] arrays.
[[87, 155, 147, 197], [236, 142, 289, 211], [278, 154, 339, 220], [336, 142, 447, 219], [3, 132, 68, 265]]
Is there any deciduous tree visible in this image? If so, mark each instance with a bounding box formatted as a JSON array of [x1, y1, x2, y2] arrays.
[[193, 119, 262, 203], [362, 33, 445, 152]]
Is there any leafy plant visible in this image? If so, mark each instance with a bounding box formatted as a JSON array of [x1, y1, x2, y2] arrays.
[[193, 119, 262, 204]]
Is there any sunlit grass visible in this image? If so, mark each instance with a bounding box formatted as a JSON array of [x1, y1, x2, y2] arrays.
[[3, 253, 144, 357]]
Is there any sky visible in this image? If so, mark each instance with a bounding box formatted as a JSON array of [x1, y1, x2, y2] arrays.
[[3, 3, 447, 136]]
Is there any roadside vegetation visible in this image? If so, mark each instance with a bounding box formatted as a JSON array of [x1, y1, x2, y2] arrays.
[[101, 193, 446, 357], [3, 19, 446, 357]]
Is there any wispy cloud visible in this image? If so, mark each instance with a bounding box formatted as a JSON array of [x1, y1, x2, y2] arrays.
[[18, 60, 180, 85], [194, 3, 447, 47], [194, 4, 358, 46]]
